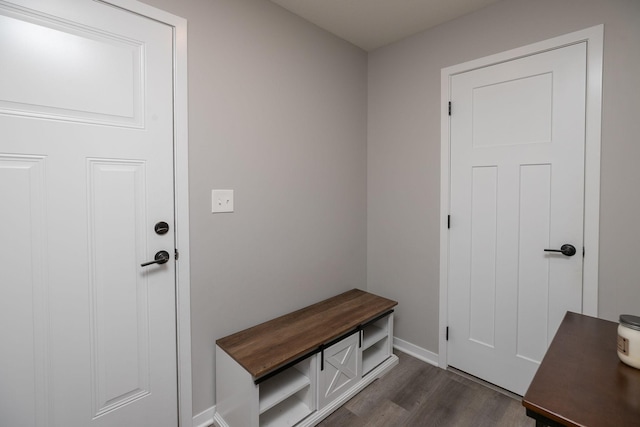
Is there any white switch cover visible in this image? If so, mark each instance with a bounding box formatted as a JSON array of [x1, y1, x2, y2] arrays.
[[212, 189, 234, 213]]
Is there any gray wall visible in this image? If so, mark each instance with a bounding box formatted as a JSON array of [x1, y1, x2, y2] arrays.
[[141, 0, 640, 417], [142, 0, 367, 415], [368, 0, 640, 354]]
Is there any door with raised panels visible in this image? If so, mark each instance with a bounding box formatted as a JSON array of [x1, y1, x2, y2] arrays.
[[0, 0, 178, 425], [447, 43, 586, 395]]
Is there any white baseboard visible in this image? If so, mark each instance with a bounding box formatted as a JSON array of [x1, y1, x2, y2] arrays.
[[393, 337, 439, 367], [192, 405, 215, 427]]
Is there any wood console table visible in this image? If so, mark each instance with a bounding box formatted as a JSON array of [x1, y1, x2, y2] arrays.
[[215, 289, 399, 427], [523, 312, 640, 427]]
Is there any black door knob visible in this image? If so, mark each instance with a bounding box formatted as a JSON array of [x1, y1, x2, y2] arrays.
[[544, 244, 576, 257]]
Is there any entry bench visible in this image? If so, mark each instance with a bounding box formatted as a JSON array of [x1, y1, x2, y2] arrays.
[[214, 289, 398, 427]]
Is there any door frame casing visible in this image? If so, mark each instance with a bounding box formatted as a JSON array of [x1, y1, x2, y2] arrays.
[[99, 0, 192, 424], [439, 25, 603, 369]]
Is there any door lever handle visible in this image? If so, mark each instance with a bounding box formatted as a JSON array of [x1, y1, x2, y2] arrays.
[[141, 250, 170, 267], [544, 244, 576, 257]]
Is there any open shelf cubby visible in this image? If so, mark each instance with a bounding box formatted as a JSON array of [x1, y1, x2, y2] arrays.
[[260, 392, 313, 427], [362, 337, 390, 376], [361, 315, 392, 376], [259, 358, 314, 427]]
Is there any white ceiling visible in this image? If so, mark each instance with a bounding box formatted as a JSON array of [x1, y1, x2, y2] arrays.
[[270, 0, 502, 51]]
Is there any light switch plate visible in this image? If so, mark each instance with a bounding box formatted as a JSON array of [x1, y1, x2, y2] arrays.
[[212, 189, 234, 213]]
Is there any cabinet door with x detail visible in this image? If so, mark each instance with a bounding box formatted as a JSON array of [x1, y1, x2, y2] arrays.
[[318, 333, 361, 408]]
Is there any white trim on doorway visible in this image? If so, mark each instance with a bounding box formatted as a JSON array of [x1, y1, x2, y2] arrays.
[[100, 1, 192, 425], [438, 25, 603, 370]]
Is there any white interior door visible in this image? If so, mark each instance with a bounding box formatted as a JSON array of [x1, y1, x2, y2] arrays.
[[447, 42, 587, 395], [0, 1, 178, 425]]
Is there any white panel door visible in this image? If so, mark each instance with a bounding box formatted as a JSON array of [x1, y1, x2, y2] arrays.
[[447, 43, 586, 395], [0, 1, 178, 426]]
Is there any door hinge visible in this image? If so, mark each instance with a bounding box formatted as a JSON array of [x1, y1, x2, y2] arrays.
[[446, 326, 449, 341], [448, 101, 452, 116], [583, 246, 585, 258], [447, 215, 451, 229], [174, 248, 179, 260]]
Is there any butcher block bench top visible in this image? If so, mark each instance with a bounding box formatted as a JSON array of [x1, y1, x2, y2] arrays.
[[216, 289, 397, 380]]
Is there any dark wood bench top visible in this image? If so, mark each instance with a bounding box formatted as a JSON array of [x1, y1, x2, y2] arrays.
[[216, 289, 397, 379]]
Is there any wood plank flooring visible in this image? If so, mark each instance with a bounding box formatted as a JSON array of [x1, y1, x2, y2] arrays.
[[316, 350, 534, 426], [212, 350, 534, 427]]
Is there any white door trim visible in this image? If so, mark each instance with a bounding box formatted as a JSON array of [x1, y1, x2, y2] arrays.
[[439, 25, 603, 369], [99, 1, 192, 424]]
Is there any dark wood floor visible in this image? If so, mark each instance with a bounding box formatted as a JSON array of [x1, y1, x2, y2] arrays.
[[213, 350, 535, 427], [316, 350, 534, 426]]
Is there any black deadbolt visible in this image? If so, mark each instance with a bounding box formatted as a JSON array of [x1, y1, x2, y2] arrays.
[[155, 221, 169, 235]]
